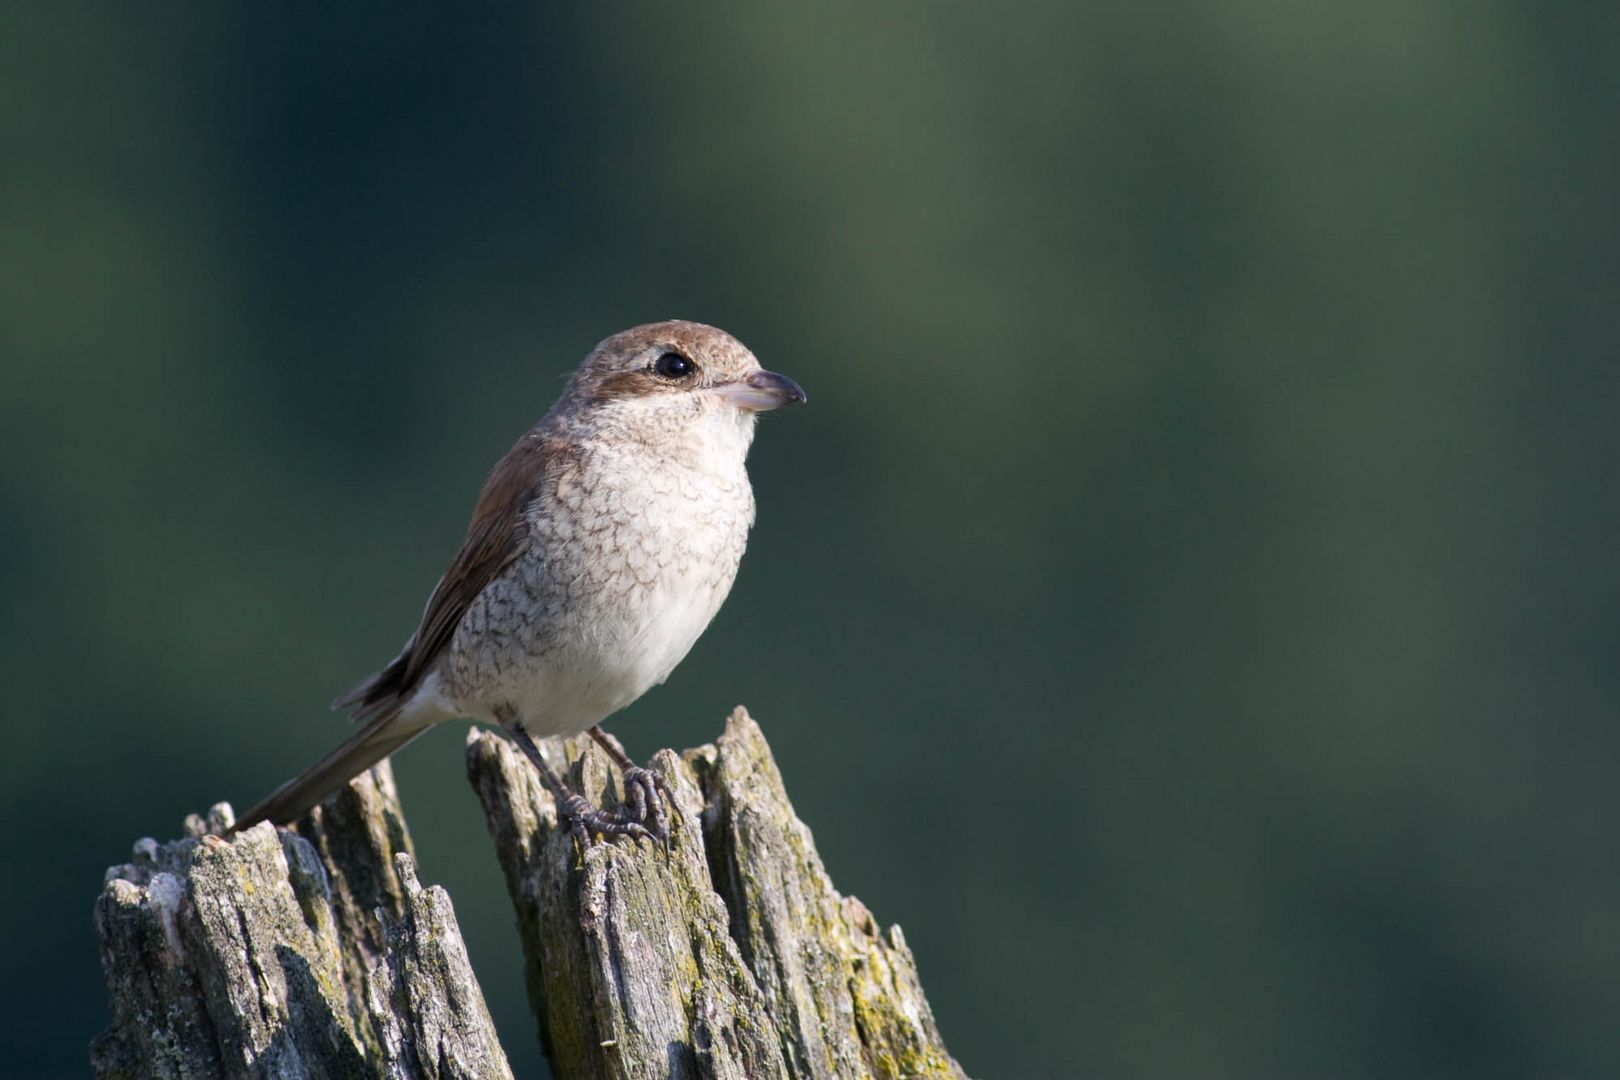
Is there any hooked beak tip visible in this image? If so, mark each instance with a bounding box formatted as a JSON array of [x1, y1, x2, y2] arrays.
[[751, 370, 807, 406], [718, 370, 807, 411]]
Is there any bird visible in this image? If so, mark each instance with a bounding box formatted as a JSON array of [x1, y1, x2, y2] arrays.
[[233, 320, 805, 844]]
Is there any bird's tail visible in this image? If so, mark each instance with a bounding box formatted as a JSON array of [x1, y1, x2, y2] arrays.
[[232, 706, 433, 831]]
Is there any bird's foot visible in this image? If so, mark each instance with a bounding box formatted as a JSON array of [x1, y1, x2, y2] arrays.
[[619, 765, 674, 841], [555, 767, 673, 849], [560, 793, 653, 849], [584, 725, 676, 843]]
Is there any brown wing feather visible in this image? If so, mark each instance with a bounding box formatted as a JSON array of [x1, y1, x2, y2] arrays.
[[335, 431, 573, 720]]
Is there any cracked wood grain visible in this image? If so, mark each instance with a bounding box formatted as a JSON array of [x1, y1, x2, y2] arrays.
[[92, 762, 511, 1080], [93, 709, 966, 1080], [466, 707, 967, 1080]]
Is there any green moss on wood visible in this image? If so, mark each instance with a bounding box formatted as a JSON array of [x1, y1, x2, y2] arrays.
[[467, 707, 968, 1080]]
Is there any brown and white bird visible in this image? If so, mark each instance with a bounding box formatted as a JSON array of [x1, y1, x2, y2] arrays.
[[235, 320, 805, 842]]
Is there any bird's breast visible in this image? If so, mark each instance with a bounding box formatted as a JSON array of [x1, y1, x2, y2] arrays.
[[445, 450, 755, 734]]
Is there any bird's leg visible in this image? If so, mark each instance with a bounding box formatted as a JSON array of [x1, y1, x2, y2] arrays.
[[507, 721, 652, 848], [588, 725, 673, 840]]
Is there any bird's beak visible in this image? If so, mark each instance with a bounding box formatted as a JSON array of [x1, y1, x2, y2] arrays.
[[713, 370, 808, 412]]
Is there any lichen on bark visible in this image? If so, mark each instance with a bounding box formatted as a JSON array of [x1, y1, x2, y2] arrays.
[[93, 710, 968, 1080], [466, 706, 967, 1080], [91, 762, 511, 1080]]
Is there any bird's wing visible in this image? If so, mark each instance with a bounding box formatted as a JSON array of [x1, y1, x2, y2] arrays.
[[334, 431, 576, 721]]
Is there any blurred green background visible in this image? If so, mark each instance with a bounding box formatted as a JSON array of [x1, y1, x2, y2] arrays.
[[3, 4, 1617, 1077]]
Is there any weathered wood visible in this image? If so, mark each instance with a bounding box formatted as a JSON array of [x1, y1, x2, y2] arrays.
[[94, 709, 967, 1080], [92, 762, 511, 1080], [466, 707, 967, 1080]]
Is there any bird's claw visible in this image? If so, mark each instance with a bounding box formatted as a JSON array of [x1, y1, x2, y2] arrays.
[[559, 765, 672, 849], [561, 793, 653, 849], [620, 766, 674, 842]]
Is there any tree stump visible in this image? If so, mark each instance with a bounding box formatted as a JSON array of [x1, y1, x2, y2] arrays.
[[94, 708, 967, 1080], [466, 707, 966, 1080], [91, 764, 511, 1080]]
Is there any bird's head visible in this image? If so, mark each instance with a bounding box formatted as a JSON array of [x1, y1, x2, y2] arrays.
[[559, 320, 806, 460]]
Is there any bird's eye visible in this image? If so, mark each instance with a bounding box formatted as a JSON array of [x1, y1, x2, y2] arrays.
[[653, 351, 695, 379]]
